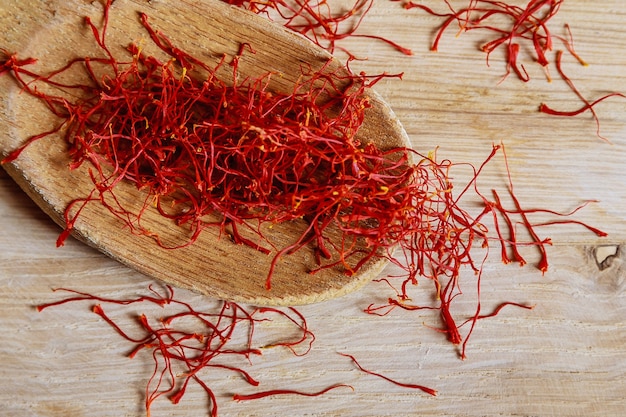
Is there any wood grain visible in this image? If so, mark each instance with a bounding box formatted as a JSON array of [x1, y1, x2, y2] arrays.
[[1, 1, 625, 416]]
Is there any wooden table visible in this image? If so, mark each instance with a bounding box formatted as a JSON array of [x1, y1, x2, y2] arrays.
[[1, 1, 624, 416]]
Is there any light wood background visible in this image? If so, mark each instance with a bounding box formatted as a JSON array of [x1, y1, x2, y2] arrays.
[[1, 1, 624, 416]]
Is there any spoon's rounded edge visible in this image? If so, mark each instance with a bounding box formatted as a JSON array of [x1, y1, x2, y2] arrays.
[[0, 0, 412, 306]]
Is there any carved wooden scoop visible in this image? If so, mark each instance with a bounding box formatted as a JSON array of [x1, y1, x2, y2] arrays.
[[0, 0, 409, 305]]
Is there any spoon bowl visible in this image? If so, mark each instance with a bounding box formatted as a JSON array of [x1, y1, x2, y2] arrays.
[[0, 0, 410, 306]]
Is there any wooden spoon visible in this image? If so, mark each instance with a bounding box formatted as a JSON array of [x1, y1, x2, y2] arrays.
[[0, 0, 410, 306]]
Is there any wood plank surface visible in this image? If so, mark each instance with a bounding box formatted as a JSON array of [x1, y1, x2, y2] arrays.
[[1, 1, 625, 416]]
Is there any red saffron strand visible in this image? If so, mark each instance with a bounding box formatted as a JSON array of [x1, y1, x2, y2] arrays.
[[255, 306, 316, 356], [474, 301, 535, 320], [339, 353, 437, 396], [539, 50, 626, 142], [36, 284, 174, 311], [232, 383, 353, 401]]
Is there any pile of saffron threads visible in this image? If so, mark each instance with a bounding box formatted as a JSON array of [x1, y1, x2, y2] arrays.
[[399, 0, 626, 140], [1, 1, 606, 360], [1, 10, 409, 285]]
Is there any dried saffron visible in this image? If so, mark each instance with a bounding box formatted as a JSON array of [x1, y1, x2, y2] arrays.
[[1, 3, 405, 287], [223, 0, 412, 57], [397, 1, 625, 139], [401, 0, 567, 82], [339, 352, 437, 396], [362, 143, 605, 359], [539, 50, 626, 141], [232, 384, 354, 401], [2, 0, 606, 364], [38, 285, 317, 417]]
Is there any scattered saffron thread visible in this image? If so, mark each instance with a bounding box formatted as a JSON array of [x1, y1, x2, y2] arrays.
[[539, 50, 626, 142], [398, 0, 625, 140], [362, 143, 605, 359], [37, 285, 319, 417], [223, 0, 412, 57], [232, 384, 354, 401], [401, 0, 568, 82], [339, 352, 437, 396]]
